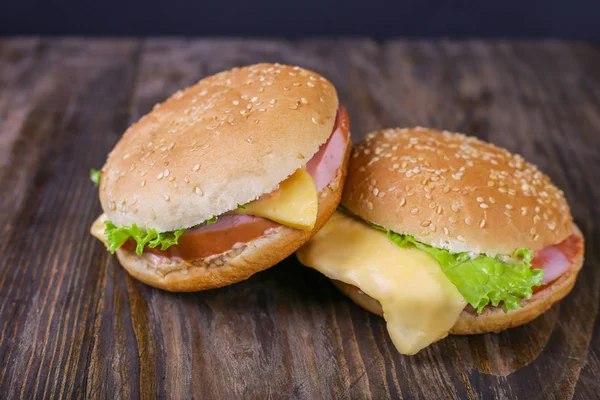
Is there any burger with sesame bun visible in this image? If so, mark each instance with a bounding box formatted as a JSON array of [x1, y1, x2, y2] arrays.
[[297, 127, 584, 355], [90, 63, 351, 291]]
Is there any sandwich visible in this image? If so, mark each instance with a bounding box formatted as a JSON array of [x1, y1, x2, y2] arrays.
[[90, 63, 351, 291], [297, 127, 584, 355]]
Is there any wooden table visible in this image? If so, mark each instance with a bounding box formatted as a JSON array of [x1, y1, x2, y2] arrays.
[[1, 38, 598, 399]]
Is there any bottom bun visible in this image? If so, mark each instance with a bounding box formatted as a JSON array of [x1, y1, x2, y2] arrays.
[[332, 225, 584, 335], [116, 143, 351, 292]]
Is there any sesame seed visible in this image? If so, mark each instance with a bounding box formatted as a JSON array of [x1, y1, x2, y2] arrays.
[[373, 188, 379, 196], [457, 235, 465, 242], [193, 164, 200, 172], [480, 203, 489, 209], [164, 169, 169, 177], [479, 219, 486, 228], [311, 116, 320, 125], [410, 208, 419, 215], [195, 186, 203, 195], [443, 227, 449, 235], [476, 197, 484, 203], [533, 234, 540, 241], [465, 217, 472, 225], [163, 194, 170, 201], [141, 180, 146, 187], [421, 220, 431, 227], [307, 82, 315, 87], [367, 202, 373, 210], [429, 202, 436, 209], [301, 97, 308, 104], [506, 204, 513, 209], [184, 178, 190, 183], [399, 198, 406, 207], [297, 153, 305, 159], [157, 172, 164, 180]]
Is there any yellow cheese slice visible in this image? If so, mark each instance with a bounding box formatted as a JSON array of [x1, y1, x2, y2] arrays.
[[236, 168, 318, 230], [90, 213, 108, 246], [296, 211, 466, 355]]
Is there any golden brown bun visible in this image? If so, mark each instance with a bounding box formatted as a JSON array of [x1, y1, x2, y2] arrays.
[[343, 128, 573, 256], [332, 225, 584, 335], [100, 63, 339, 232], [115, 142, 351, 292]]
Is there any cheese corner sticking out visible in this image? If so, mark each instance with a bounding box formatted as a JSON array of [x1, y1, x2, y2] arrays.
[[237, 168, 318, 230], [296, 211, 466, 355], [90, 213, 108, 245]]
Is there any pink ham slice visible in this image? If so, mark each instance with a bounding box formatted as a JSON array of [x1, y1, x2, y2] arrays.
[[307, 108, 351, 191], [131, 107, 350, 261], [535, 246, 570, 284], [531, 232, 584, 286]]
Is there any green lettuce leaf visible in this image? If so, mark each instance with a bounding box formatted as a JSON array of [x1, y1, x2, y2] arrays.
[[90, 169, 101, 187], [103, 215, 220, 256], [203, 216, 219, 225], [104, 221, 186, 255], [385, 231, 543, 313]]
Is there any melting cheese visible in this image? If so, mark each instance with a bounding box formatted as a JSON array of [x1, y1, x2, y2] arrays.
[[236, 168, 318, 230], [296, 211, 466, 355]]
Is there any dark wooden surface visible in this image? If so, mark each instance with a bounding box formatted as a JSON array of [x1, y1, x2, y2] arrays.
[[0, 38, 599, 400]]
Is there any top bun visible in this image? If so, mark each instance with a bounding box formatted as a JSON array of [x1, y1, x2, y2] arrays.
[[100, 63, 339, 231], [342, 128, 573, 256]]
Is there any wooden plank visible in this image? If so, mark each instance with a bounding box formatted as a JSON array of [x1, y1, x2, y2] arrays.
[[0, 38, 141, 399], [0, 38, 598, 399]]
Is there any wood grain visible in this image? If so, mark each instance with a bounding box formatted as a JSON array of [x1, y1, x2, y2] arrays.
[[0, 38, 599, 399]]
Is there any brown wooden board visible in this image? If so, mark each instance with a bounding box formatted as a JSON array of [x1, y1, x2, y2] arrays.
[[0, 38, 598, 399]]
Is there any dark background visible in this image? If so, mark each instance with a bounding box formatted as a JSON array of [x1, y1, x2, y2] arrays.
[[1, 0, 599, 39]]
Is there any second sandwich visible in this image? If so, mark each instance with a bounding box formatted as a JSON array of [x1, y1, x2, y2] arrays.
[[297, 127, 584, 354]]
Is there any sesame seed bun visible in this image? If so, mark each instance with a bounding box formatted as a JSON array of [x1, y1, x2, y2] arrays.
[[114, 143, 351, 291], [343, 128, 573, 256], [100, 63, 339, 232], [332, 224, 584, 335]]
